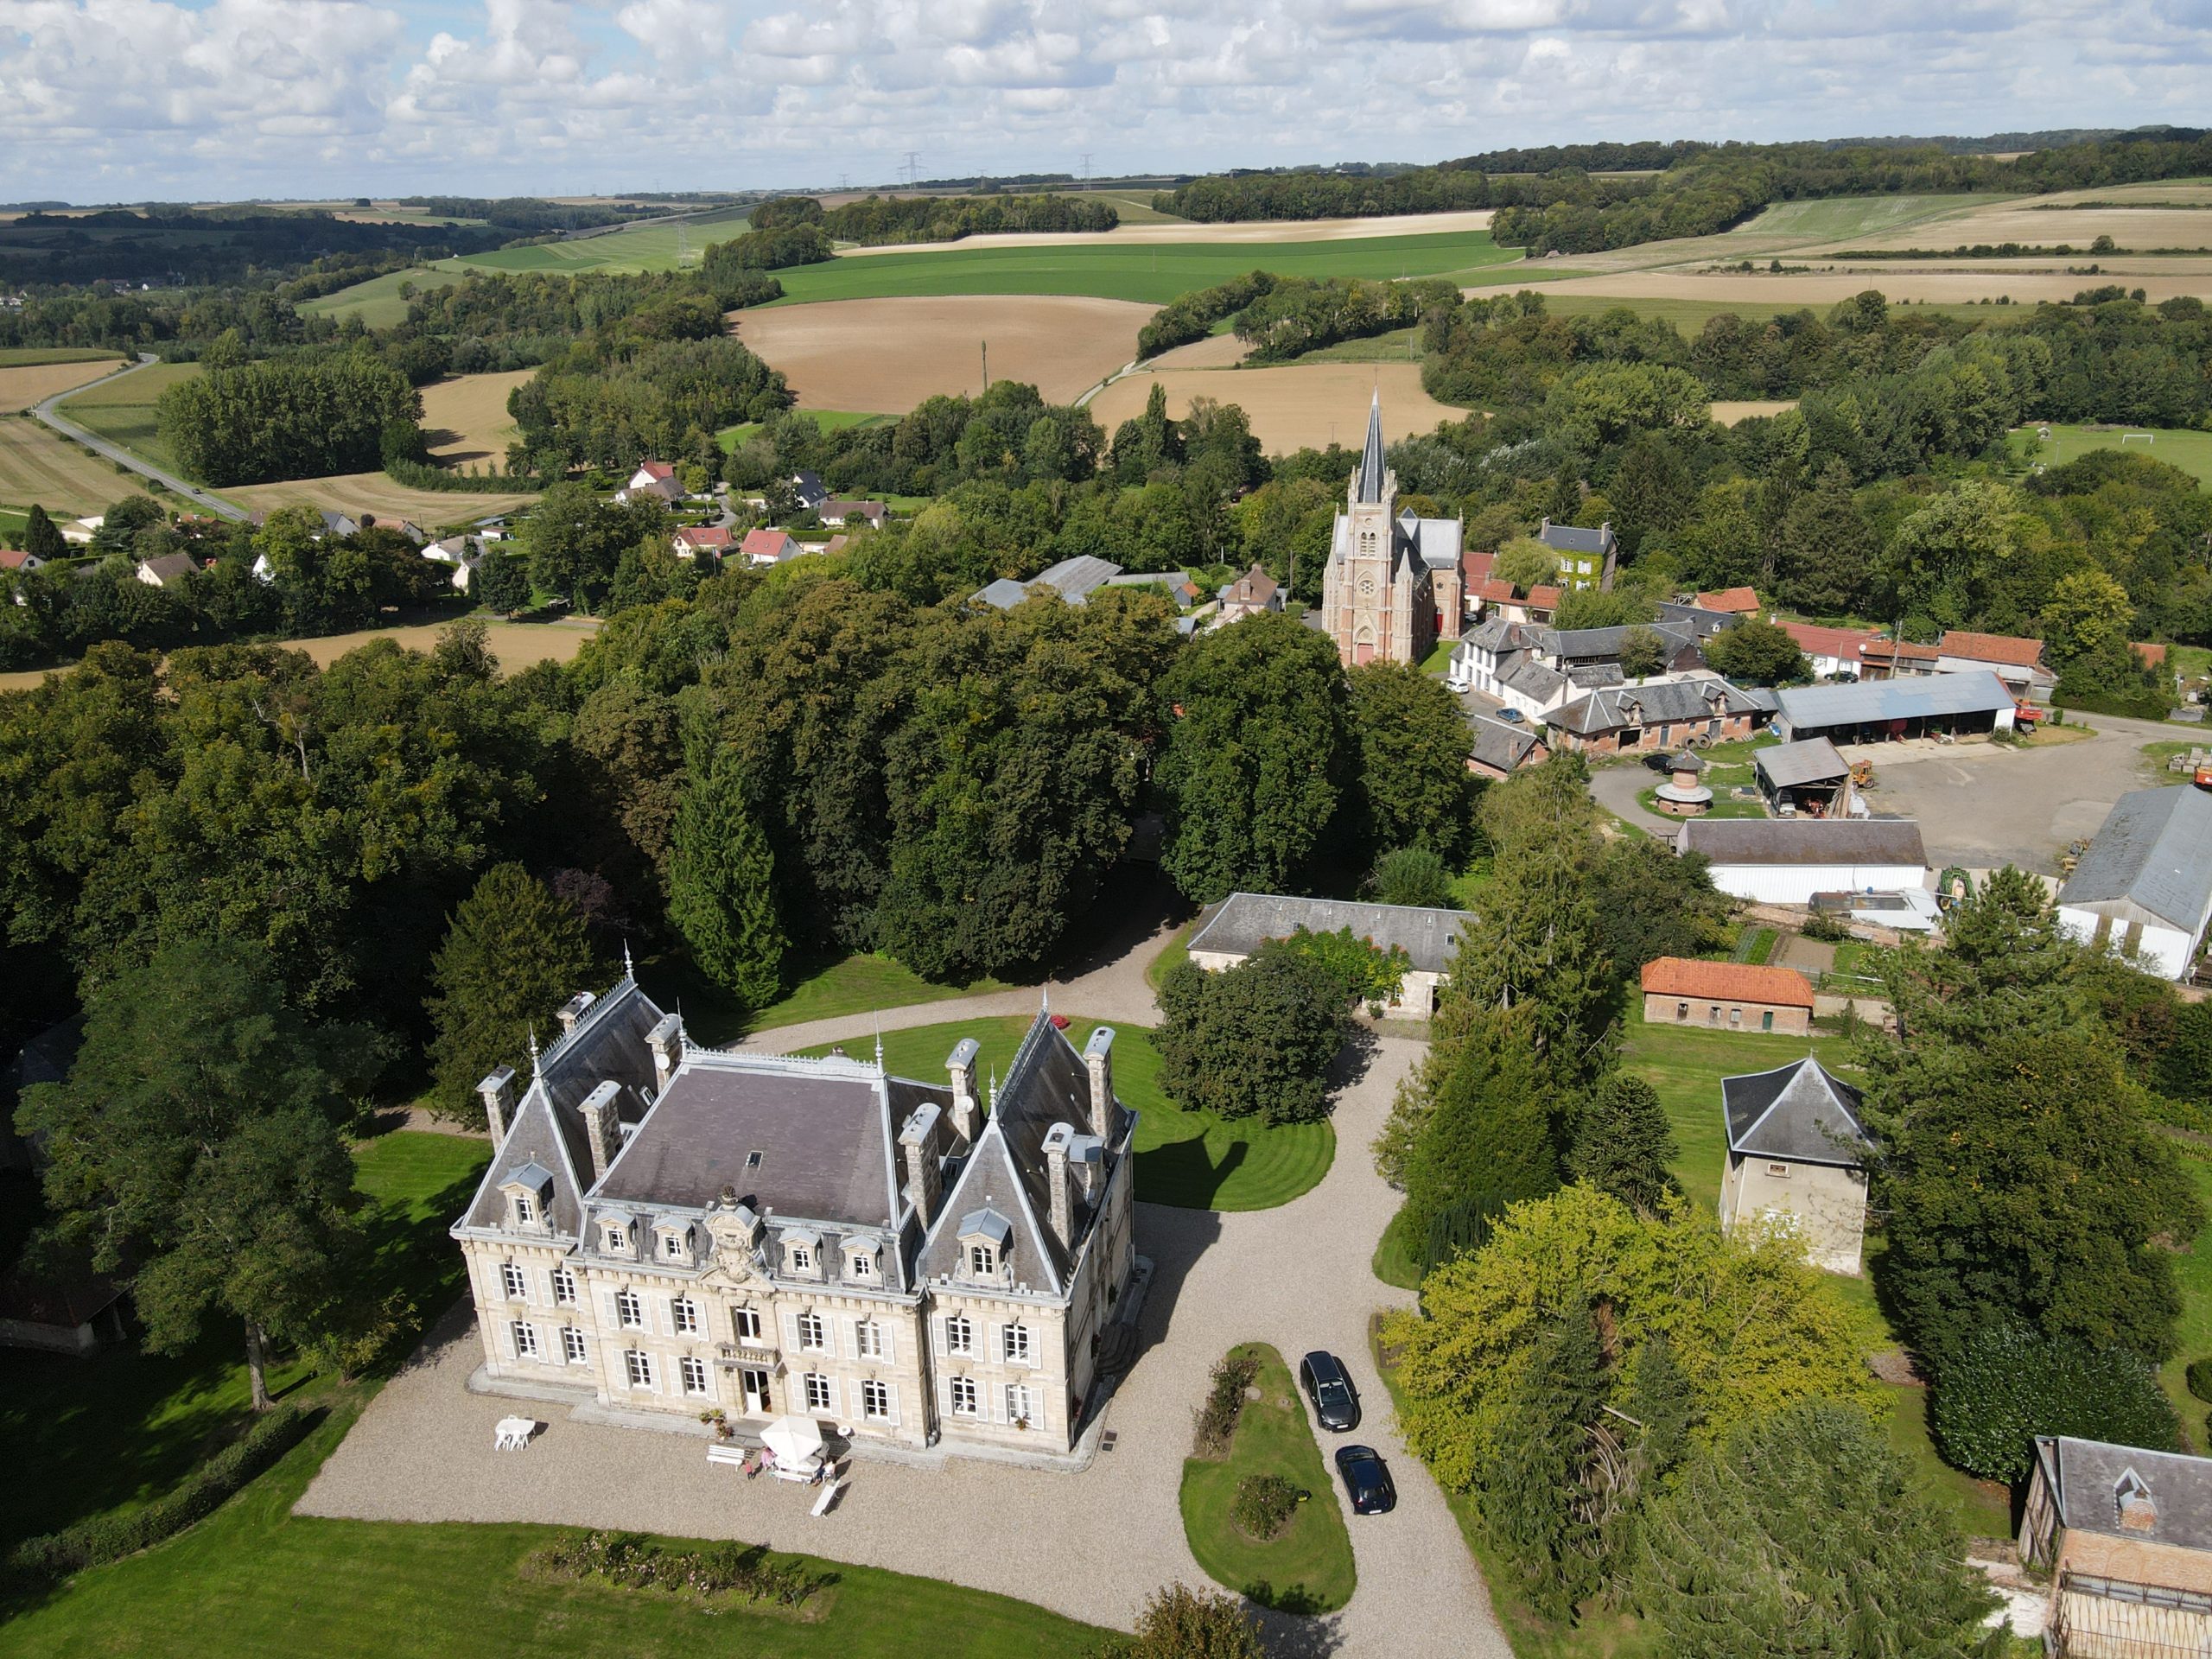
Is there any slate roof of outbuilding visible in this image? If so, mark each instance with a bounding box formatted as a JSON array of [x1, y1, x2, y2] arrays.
[[2058, 785, 2212, 935], [1545, 677, 1758, 736], [1467, 714, 1541, 773], [1678, 817, 1928, 868], [2037, 1437, 2212, 1553], [1188, 893, 1472, 975], [1722, 1058, 1871, 1166], [1755, 737, 1850, 791]]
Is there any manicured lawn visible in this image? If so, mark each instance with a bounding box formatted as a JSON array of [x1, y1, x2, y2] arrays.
[[1179, 1343, 1356, 1613], [2008, 422, 2212, 489], [1637, 782, 1765, 820], [0, 1131, 485, 1549], [1143, 918, 1197, 994], [715, 409, 888, 454], [791, 1014, 1333, 1211], [743, 950, 1012, 1035], [760, 229, 1521, 308], [1371, 1203, 1422, 1291], [0, 1397, 1106, 1658], [1418, 638, 1456, 676], [2158, 1149, 2212, 1445]]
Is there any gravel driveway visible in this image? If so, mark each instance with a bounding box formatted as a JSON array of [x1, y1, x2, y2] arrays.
[[299, 1032, 1509, 1656]]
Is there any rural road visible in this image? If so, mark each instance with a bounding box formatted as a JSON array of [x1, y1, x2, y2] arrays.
[[30, 352, 246, 522]]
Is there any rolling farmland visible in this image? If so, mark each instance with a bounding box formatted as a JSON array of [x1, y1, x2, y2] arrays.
[[0, 414, 143, 518], [1088, 360, 1460, 455], [54, 361, 200, 472], [0, 357, 131, 412], [418, 370, 531, 465]]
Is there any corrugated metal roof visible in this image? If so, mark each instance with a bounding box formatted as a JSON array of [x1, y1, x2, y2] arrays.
[[1756, 737, 1849, 791], [1776, 671, 2017, 728], [2059, 785, 2212, 935]]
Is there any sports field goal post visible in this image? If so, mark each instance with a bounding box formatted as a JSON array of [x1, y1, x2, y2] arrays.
[[2121, 432, 2156, 446]]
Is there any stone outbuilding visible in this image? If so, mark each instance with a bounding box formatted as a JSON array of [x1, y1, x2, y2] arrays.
[[2056, 785, 2212, 982], [1641, 957, 1815, 1035], [1719, 1058, 1873, 1274], [1185, 892, 1471, 1018], [2024, 1436, 2212, 1654]]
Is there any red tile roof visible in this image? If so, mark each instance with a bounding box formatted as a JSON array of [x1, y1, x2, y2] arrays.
[[741, 529, 797, 559], [1476, 577, 1517, 603], [1461, 550, 1497, 586], [675, 524, 734, 549], [1937, 630, 2046, 669], [2133, 642, 2168, 669], [1695, 587, 1761, 614], [1859, 638, 1938, 664], [1640, 957, 1815, 1009], [0, 549, 33, 569], [1525, 584, 1562, 609], [635, 461, 676, 480], [1778, 620, 1879, 664]]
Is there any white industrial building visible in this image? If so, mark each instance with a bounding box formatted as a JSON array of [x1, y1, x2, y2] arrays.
[[1677, 819, 1930, 906]]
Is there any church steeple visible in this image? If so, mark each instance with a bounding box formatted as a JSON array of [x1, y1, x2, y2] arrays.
[[1356, 389, 1386, 504]]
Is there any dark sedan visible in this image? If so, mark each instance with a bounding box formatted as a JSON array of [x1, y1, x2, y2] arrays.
[[1334, 1444, 1396, 1515], [1299, 1351, 1361, 1432]]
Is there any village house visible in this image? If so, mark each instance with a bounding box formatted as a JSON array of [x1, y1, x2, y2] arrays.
[[1936, 629, 2055, 698], [1642, 957, 1815, 1035], [819, 499, 887, 530], [1449, 620, 1704, 721], [0, 549, 45, 574], [2024, 1436, 2212, 1656], [672, 525, 734, 562], [1770, 672, 2018, 745], [1319, 393, 1464, 666], [791, 471, 829, 512], [1719, 1057, 1873, 1274], [740, 529, 801, 568], [1544, 676, 1764, 755], [452, 972, 1137, 1463], [1215, 563, 1281, 626], [1537, 518, 1618, 591], [1186, 893, 1471, 1019], [134, 552, 200, 588], [1693, 586, 1760, 619], [1653, 598, 1738, 645], [1465, 713, 1548, 779], [1777, 620, 1882, 681], [2056, 785, 2212, 982], [1680, 817, 1929, 906], [618, 462, 684, 505]]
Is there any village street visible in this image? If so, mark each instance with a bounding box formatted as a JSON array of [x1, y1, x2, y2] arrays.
[[299, 928, 1510, 1657]]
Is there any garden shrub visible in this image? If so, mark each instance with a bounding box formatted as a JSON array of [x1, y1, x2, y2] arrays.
[[1192, 1351, 1262, 1457], [1230, 1473, 1301, 1541], [533, 1529, 814, 1606], [1930, 1323, 2182, 1483], [2188, 1357, 2212, 1404], [3, 1402, 318, 1591]]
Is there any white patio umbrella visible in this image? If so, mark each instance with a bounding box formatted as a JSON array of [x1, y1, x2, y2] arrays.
[[760, 1415, 827, 1465]]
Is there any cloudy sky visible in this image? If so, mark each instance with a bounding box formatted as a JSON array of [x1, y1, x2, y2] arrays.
[[2, 0, 2208, 202]]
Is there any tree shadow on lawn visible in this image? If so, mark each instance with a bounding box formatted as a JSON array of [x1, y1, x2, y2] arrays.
[[1136, 1135, 1248, 1210]]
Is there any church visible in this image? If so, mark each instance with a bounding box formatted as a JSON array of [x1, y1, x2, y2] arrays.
[[1319, 392, 1464, 667]]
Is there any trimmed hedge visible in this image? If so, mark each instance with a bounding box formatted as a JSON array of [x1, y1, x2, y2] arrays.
[[2188, 1357, 2212, 1405], [2050, 690, 2175, 721], [1192, 1351, 1262, 1458], [3, 1402, 318, 1591], [1929, 1324, 2180, 1483]]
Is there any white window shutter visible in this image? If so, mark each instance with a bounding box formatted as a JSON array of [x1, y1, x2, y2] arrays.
[[936, 1371, 952, 1416], [842, 1316, 859, 1360], [848, 1377, 865, 1420], [880, 1323, 895, 1363], [784, 1310, 803, 1351], [1032, 1389, 1046, 1433], [885, 1382, 900, 1427]]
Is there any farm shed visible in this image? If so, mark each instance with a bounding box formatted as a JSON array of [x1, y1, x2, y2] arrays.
[[1641, 957, 1815, 1036], [1755, 737, 1852, 817], [1465, 713, 1548, 779], [1186, 893, 1471, 1019], [1770, 672, 2018, 744], [2024, 1436, 2212, 1656], [974, 555, 1122, 610], [2056, 785, 2212, 982], [1719, 1058, 1872, 1274], [1677, 818, 1929, 906]]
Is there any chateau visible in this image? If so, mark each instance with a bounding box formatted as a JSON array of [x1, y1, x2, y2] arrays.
[[1319, 392, 1464, 667], [449, 969, 1137, 1460]]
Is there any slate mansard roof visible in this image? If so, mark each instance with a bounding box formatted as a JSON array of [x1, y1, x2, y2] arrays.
[[1546, 676, 1758, 737], [1722, 1058, 1872, 1167], [1189, 892, 1471, 976], [2037, 1436, 2212, 1554], [2059, 785, 2212, 936]]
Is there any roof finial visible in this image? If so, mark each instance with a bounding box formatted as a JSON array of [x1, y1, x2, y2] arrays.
[[528, 1026, 542, 1079], [1040, 981, 1050, 1015], [988, 1067, 999, 1110], [621, 938, 633, 981], [874, 1009, 883, 1071]]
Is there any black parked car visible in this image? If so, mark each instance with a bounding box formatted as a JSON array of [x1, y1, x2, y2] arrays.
[[1299, 1351, 1361, 1432], [1334, 1444, 1396, 1515]]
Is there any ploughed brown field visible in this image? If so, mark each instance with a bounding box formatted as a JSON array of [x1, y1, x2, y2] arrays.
[[1087, 361, 1463, 455], [1711, 400, 1800, 424], [0, 359, 129, 412], [418, 370, 532, 466], [732, 296, 1153, 412], [835, 208, 1497, 255]]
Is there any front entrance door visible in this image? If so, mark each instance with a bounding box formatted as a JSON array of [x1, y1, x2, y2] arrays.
[[740, 1368, 772, 1416]]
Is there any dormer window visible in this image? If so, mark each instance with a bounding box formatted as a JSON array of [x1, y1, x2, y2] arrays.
[[956, 1209, 1013, 1283], [969, 1244, 995, 1277], [791, 1244, 813, 1272], [781, 1230, 820, 1277], [498, 1161, 555, 1230], [848, 1243, 879, 1281], [604, 1224, 629, 1255], [515, 1193, 535, 1225], [660, 1227, 691, 1262]]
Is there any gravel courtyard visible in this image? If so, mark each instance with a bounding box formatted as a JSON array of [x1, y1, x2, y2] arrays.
[[298, 1031, 1508, 1657]]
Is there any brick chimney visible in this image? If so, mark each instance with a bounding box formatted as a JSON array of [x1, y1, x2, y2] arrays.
[[1041, 1122, 1075, 1250], [946, 1038, 980, 1142], [898, 1103, 942, 1229], [1084, 1027, 1116, 1142], [580, 1079, 622, 1182], [477, 1065, 517, 1145]]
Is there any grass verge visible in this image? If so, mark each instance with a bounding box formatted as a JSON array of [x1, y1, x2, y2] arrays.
[[1179, 1342, 1356, 1614], [791, 1014, 1333, 1211]]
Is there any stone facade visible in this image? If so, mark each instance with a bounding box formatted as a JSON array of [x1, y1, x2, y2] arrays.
[[1717, 1058, 1873, 1275], [1319, 393, 1463, 668], [452, 977, 1136, 1460]]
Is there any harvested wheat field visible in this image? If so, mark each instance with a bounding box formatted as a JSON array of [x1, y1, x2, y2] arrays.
[[0, 416, 137, 516], [1539, 268, 2212, 308], [418, 371, 531, 465], [1088, 361, 1463, 455], [839, 209, 1497, 257], [1711, 400, 1800, 424], [0, 359, 129, 412], [1147, 333, 1250, 369], [227, 472, 538, 525], [734, 296, 1152, 412]]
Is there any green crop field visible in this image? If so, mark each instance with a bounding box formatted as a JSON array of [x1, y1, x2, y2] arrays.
[[1742, 194, 2008, 241], [1534, 291, 2005, 334], [300, 265, 467, 327], [0, 346, 127, 367], [55, 361, 200, 473], [763, 228, 1523, 308], [715, 409, 888, 453], [2009, 422, 2212, 488], [449, 207, 757, 276]]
